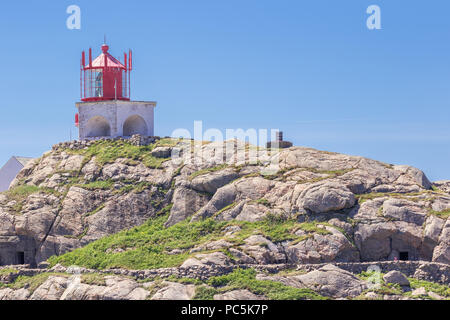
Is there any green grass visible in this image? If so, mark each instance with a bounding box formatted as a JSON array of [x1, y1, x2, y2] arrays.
[[428, 208, 450, 219], [214, 202, 237, 217], [0, 268, 19, 276], [76, 180, 114, 190], [4, 184, 40, 199], [47, 214, 229, 270], [264, 167, 354, 182], [356, 271, 404, 297], [355, 191, 426, 204], [47, 212, 339, 270], [408, 278, 450, 298], [193, 286, 219, 300], [7, 273, 68, 293], [2, 184, 61, 214], [255, 198, 270, 207], [204, 268, 327, 300], [81, 273, 108, 286], [356, 271, 450, 300], [188, 164, 229, 181], [85, 204, 105, 217], [66, 139, 171, 169]]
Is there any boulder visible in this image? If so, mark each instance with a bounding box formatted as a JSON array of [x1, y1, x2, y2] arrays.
[[298, 182, 355, 213], [151, 147, 172, 158], [411, 287, 427, 297], [383, 271, 410, 286], [381, 198, 427, 225], [292, 264, 367, 298], [0, 288, 31, 300], [151, 282, 196, 300], [190, 168, 239, 194], [165, 187, 209, 227], [30, 276, 69, 300], [239, 235, 286, 264], [285, 226, 359, 264]]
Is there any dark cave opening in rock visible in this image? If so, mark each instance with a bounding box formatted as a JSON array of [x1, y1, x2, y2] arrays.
[[16, 251, 25, 265], [399, 251, 409, 261]]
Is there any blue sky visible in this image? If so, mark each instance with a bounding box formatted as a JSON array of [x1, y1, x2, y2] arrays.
[[0, 0, 449, 181]]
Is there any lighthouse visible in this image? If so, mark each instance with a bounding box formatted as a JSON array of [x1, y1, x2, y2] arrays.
[[75, 43, 156, 140]]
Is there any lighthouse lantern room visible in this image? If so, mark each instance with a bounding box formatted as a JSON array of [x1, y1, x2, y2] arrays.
[[81, 44, 131, 101], [75, 43, 156, 140]]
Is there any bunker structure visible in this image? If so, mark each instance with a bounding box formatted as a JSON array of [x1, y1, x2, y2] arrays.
[[76, 43, 156, 140]]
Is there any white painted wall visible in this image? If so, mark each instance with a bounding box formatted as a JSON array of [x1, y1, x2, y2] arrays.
[[76, 100, 156, 140], [0, 157, 24, 192]]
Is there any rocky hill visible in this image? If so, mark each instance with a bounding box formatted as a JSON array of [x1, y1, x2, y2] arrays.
[[0, 136, 449, 300]]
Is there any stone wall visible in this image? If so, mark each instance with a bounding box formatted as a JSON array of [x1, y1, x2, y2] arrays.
[[295, 261, 450, 284], [2, 261, 448, 285], [52, 135, 159, 151]]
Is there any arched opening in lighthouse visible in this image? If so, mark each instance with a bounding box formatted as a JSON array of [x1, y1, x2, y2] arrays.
[[86, 116, 111, 137], [123, 115, 148, 136]]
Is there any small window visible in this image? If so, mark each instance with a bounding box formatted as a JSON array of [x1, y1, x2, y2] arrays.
[[399, 252, 409, 261], [17, 252, 25, 265]]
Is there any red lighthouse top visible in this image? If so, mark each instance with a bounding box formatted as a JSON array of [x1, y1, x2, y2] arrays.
[[80, 43, 132, 101]]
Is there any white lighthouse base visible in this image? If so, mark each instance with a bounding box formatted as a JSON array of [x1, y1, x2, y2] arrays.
[[76, 100, 156, 140]]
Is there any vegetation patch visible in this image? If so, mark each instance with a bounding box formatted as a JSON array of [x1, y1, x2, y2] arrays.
[[48, 215, 228, 270], [66, 139, 171, 169], [355, 191, 427, 204], [408, 278, 450, 298], [356, 271, 403, 297], [188, 164, 229, 181], [193, 286, 219, 300], [2, 184, 61, 214], [428, 208, 450, 219], [77, 180, 114, 190], [0, 268, 19, 276], [7, 273, 68, 293], [255, 198, 270, 207], [85, 204, 106, 217], [205, 268, 327, 300], [214, 202, 237, 217], [265, 167, 354, 183], [48, 211, 338, 270], [5, 185, 44, 200], [81, 273, 108, 286]]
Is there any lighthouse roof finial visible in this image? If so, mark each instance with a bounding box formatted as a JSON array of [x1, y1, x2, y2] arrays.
[[101, 35, 109, 53]]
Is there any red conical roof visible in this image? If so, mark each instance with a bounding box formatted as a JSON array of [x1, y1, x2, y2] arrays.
[[86, 44, 125, 69]]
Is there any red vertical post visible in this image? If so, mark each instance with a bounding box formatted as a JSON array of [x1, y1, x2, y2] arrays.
[[129, 50, 132, 70], [124, 53, 128, 98], [89, 48, 92, 67], [80, 59, 82, 99], [81, 51, 85, 100], [129, 50, 132, 98]]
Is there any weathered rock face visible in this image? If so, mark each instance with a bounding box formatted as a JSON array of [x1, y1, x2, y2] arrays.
[[213, 289, 266, 300], [383, 270, 410, 287], [256, 264, 367, 298], [0, 138, 449, 270], [298, 182, 356, 213], [150, 281, 196, 300], [284, 226, 360, 264], [1, 261, 448, 300]]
